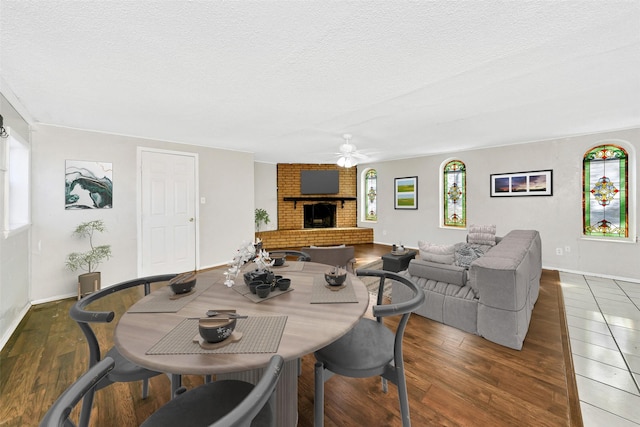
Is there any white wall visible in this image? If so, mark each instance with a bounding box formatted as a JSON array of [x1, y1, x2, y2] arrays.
[[30, 125, 255, 302], [358, 128, 640, 281], [0, 93, 31, 349], [254, 162, 278, 231]]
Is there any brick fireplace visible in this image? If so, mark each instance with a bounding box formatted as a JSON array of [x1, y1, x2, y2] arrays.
[[304, 203, 336, 228], [255, 164, 373, 249]]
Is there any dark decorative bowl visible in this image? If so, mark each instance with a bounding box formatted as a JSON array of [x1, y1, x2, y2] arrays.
[[198, 317, 236, 343], [243, 269, 274, 286], [272, 256, 285, 267], [276, 278, 291, 291], [248, 280, 262, 294], [256, 284, 272, 298], [324, 272, 347, 286], [169, 272, 197, 294]]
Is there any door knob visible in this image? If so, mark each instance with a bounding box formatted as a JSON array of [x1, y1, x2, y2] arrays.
[[189, 218, 194, 222]]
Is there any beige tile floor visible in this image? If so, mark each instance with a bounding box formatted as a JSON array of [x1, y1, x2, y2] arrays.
[[560, 272, 640, 426]]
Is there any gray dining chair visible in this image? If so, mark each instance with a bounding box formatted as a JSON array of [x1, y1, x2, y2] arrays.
[[314, 269, 425, 427], [141, 354, 284, 427], [267, 249, 311, 262], [302, 245, 356, 273], [39, 357, 115, 427], [69, 274, 178, 427]]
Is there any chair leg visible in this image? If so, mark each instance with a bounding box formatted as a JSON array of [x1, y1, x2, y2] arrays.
[[381, 377, 388, 393], [395, 367, 411, 427], [170, 374, 182, 398], [314, 362, 325, 427], [141, 378, 150, 399]]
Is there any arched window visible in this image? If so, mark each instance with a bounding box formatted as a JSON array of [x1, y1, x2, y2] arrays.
[[364, 169, 377, 221], [443, 160, 466, 228], [583, 144, 628, 238]]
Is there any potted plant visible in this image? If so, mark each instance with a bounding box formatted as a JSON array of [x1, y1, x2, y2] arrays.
[[65, 219, 112, 298], [255, 208, 270, 232]]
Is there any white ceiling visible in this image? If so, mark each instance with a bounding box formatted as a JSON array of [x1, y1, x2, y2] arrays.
[[1, 1, 639, 164]]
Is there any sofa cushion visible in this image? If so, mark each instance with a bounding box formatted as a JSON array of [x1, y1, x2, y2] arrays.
[[484, 243, 528, 262], [418, 241, 456, 264], [467, 224, 497, 246], [455, 244, 487, 269], [408, 259, 466, 286]]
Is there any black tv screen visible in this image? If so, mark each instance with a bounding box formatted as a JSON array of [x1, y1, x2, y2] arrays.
[[300, 170, 339, 194]]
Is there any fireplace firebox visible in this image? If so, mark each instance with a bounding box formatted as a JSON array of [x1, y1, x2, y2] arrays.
[[304, 203, 336, 228]]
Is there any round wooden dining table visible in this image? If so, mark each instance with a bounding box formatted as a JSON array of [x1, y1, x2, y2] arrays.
[[114, 261, 370, 427]]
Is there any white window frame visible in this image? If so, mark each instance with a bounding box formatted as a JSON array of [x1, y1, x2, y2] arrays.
[[3, 128, 31, 238], [581, 139, 636, 244], [439, 157, 467, 230], [361, 168, 378, 223]]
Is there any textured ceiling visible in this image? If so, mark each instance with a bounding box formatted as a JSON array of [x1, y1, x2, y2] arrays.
[[1, 1, 639, 164]]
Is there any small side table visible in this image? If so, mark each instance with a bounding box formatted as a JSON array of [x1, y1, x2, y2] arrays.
[[381, 250, 417, 272]]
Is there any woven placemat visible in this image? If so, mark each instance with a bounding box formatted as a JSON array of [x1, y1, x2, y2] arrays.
[[146, 316, 287, 354], [311, 276, 358, 304], [232, 284, 293, 303], [128, 282, 213, 313]]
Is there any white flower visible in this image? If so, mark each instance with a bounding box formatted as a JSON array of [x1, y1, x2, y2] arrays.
[[223, 238, 263, 287], [253, 249, 275, 271]]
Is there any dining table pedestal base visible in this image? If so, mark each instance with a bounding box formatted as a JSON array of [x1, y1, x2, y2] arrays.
[[216, 357, 299, 427]]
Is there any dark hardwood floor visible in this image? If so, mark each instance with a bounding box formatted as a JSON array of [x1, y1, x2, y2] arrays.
[[0, 244, 581, 426]]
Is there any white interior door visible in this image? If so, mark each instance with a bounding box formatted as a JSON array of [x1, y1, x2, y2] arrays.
[[140, 149, 197, 275]]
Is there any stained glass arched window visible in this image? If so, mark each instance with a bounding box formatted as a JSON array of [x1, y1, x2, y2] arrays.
[[443, 160, 466, 227], [583, 145, 628, 238], [364, 169, 377, 221]]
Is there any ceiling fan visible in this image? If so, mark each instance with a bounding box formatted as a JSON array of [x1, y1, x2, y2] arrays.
[[335, 134, 367, 168]]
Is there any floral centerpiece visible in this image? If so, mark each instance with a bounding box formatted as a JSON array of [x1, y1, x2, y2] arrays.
[[223, 238, 275, 287]]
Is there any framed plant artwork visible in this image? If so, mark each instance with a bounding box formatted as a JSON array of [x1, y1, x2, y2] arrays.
[[490, 169, 553, 197], [394, 176, 418, 209]]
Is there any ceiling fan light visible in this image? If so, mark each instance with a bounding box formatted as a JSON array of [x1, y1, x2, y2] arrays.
[[344, 156, 355, 168], [337, 134, 359, 168]]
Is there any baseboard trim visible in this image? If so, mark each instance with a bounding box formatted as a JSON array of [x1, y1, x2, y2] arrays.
[[0, 302, 31, 352], [31, 292, 77, 306]]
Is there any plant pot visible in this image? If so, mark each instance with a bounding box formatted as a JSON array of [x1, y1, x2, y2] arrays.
[[78, 272, 101, 300]]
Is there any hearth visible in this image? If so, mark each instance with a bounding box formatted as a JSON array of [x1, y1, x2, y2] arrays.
[[304, 203, 336, 228]]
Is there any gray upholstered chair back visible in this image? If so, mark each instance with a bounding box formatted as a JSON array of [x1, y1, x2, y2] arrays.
[[141, 354, 284, 427], [302, 245, 356, 272]]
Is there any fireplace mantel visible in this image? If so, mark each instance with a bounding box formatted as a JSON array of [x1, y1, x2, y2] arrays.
[[282, 196, 357, 209]]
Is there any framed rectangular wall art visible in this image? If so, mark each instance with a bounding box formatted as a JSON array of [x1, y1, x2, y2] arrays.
[[490, 169, 553, 197], [394, 176, 418, 209], [65, 160, 113, 209]]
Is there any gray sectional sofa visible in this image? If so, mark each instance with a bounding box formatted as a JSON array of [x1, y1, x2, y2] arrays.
[[393, 229, 542, 350]]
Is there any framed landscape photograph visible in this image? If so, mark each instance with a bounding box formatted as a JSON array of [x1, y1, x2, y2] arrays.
[[490, 169, 553, 197], [394, 176, 418, 209]]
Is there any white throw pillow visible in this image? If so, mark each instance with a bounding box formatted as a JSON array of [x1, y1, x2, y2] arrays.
[[467, 224, 497, 246], [418, 241, 456, 264]]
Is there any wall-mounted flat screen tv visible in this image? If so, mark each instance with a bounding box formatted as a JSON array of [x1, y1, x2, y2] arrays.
[[300, 170, 339, 194]]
